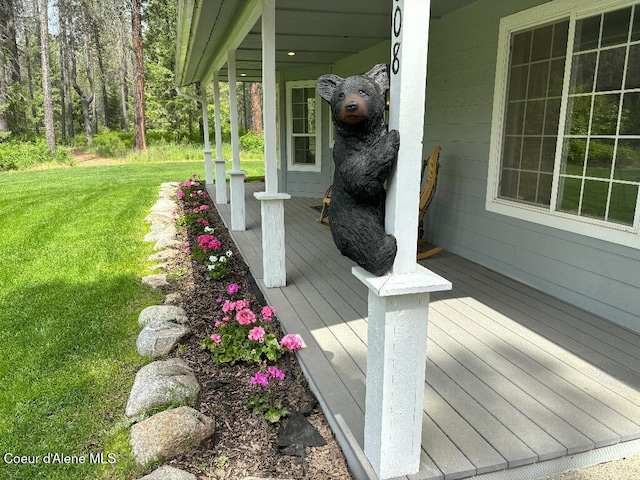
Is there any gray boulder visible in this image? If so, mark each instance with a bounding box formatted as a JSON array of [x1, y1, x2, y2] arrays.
[[141, 274, 169, 289], [126, 358, 200, 417], [130, 406, 215, 466], [136, 319, 191, 358], [137, 465, 197, 480], [138, 305, 187, 327]]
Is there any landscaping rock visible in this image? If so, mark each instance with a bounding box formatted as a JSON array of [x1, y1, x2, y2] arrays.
[[153, 237, 183, 251], [164, 293, 182, 305], [144, 211, 175, 225], [147, 249, 180, 263], [148, 263, 169, 272], [138, 465, 197, 480], [130, 406, 215, 466], [144, 224, 177, 243], [150, 198, 177, 214], [141, 274, 169, 289], [126, 359, 200, 417], [138, 305, 187, 327], [136, 319, 191, 358]]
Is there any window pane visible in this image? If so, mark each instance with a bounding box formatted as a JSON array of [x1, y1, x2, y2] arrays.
[[609, 183, 638, 224], [615, 139, 640, 181], [575, 15, 601, 51], [586, 138, 614, 178], [601, 7, 631, 47], [581, 179, 609, 219], [508, 65, 529, 100], [570, 52, 596, 93], [522, 137, 542, 169], [512, 30, 532, 65], [552, 21, 569, 57], [531, 25, 553, 61], [590, 93, 620, 135], [633, 6, 640, 41], [540, 136, 557, 172], [548, 59, 565, 96], [505, 101, 525, 134], [528, 62, 550, 98], [538, 173, 553, 205], [566, 95, 591, 135], [626, 44, 640, 89], [524, 100, 545, 134], [500, 169, 519, 199], [562, 138, 586, 174], [502, 136, 522, 168], [293, 136, 315, 165], [620, 92, 640, 135], [518, 171, 538, 202], [596, 47, 625, 91], [558, 176, 582, 213], [545, 98, 562, 135]]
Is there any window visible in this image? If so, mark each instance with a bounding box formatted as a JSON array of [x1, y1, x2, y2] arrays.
[[286, 81, 321, 172], [488, 1, 640, 248]]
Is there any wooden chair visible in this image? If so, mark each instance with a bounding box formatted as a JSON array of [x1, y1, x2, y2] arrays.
[[317, 185, 332, 226], [317, 145, 443, 260], [417, 146, 443, 260]]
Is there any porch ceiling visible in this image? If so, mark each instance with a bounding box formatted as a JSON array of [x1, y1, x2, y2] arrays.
[[175, 0, 478, 86]]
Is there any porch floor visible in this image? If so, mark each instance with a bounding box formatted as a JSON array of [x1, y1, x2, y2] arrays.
[[209, 181, 640, 480]]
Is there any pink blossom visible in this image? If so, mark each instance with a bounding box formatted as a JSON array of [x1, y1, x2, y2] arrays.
[[248, 326, 265, 342], [182, 242, 190, 252], [251, 372, 269, 387], [198, 234, 221, 251], [236, 308, 257, 325], [199, 205, 209, 211], [235, 299, 250, 310], [261, 305, 276, 320], [216, 298, 223, 304], [177, 190, 185, 198], [267, 367, 285, 381], [227, 283, 241, 295], [280, 334, 303, 351], [210, 333, 221, 344]]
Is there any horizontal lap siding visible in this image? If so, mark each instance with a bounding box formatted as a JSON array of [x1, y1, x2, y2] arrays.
[[423, 0, 640, 332]]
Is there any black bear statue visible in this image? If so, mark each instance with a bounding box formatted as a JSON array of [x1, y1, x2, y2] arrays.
[[316, 64, 399, 276]]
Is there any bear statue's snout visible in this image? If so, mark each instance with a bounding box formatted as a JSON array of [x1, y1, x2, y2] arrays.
[[340, 93, 367, 124], [345, 100, 359, 111]]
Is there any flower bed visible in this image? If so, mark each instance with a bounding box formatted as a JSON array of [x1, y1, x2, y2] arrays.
[[159, 175, 352, 479]]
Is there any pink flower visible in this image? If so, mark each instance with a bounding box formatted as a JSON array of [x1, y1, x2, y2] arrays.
[[210, 333, 221, 344], [198, 234, 221, 251], [216, 298, 223, 304], [227, 283, 241, 295], [261, 305, 276, 320], [248, 326, 265, 342], [280, 334, 302, 351], [236, 308, 256, 325], [199, 205, 209, 211], [177, 190, 185, 198], [251, 372, 269, 387], [267, 367, 285, 381], [182, 242, 190, 252], [235, 299, 250, 310]]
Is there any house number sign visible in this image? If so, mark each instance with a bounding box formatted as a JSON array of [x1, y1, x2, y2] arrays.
[[392, 0, 402, 74]]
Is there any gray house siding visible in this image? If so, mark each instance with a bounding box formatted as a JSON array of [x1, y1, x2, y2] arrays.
[[422, 0, 640, 332]]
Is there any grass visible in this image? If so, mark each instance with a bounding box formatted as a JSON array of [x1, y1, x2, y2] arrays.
[[0, 159, 229, 479]]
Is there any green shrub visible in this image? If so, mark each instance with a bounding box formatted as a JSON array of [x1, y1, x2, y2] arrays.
[[240, 130, 264, 155], [0, 139, 73, 171]]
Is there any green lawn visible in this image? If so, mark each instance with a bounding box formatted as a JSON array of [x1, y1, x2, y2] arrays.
[[0, 161, 212, 479]]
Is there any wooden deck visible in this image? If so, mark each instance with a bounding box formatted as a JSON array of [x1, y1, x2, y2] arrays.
[[210, 182, 640, 480]]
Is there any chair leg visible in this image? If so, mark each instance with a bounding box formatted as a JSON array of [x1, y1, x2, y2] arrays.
[[416, 238, 442, 260]]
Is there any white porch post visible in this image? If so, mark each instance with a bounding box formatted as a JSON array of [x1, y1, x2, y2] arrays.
[[253, 0, 289, 288], [227, 49, 246, 231], [174, 87, 213, 185], [201, 97, 213, 185], [353, 1, 452, 478], [212, 72, 227, 204]]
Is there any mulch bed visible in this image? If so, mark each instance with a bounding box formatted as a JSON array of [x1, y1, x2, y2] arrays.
[[155, 183, 354, 480]]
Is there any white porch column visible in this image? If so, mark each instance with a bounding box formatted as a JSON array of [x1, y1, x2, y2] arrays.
[[354, 1, 452, 478], [212, 72, 227, 204], [253, 0, 289, 287], [227, 49, 246, 231]]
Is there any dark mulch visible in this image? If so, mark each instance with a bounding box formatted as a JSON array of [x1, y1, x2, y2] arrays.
[[154, 184, 354, 480]]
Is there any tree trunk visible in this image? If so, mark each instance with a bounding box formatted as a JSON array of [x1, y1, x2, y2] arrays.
[[68, 3, 94, 147], [1, 0, 21, 84], [251, 82, 262, 134], [0, 46, 8, 134], [39, 0, 55, 152], [93, 25, 109, 128], [131, 0, 146, 151]]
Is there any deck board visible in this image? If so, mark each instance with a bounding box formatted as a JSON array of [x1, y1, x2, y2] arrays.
[[210, 182, 640, 480]]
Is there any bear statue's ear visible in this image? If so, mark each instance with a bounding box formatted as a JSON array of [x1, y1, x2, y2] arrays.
[[316, 74, 342, 102], [365, 64, 390, 94]]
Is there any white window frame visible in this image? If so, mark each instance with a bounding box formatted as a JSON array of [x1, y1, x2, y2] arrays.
[[487, 0, 640, 249], [286, 80, 322, 172]]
